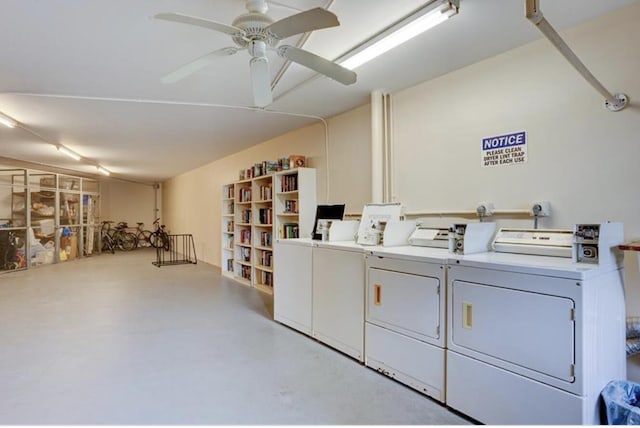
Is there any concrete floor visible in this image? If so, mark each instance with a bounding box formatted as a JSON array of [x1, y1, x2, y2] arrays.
[[0, 250, 471, 425]]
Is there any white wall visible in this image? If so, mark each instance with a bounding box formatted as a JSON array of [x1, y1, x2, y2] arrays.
[[163, 104, 372, 266]]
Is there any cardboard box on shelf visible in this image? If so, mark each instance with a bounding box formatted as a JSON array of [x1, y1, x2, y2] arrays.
[[61, 236, 78, 260]]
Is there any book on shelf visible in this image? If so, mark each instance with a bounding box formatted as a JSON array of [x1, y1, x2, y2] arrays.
[[280, 174, 298, 192], [240, 229, 251, 244], [258, 185, 272, 200], [258, 207, 272, 225], [226, 186, 234, 199], [265, 161, 279, 174], [241, 209, 252, 223], [227, 259, 234, 272], [240, 265, 251, 281], [238, 187, 252, 202], [239, 168, 253, 180], [283, 199, 298, 214], [259, 270, 273, 287], [259, 250, 272, 267], [240, 246, 251, 262], [279, 223, 300, 239], [278, 157, 290, 170], [260, 231, 273, 247]]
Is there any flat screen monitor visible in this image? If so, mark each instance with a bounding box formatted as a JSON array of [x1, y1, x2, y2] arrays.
[[312, 204, 346, 240]]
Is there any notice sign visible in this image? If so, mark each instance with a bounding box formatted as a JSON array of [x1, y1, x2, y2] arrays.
[[481, 131, 527, 168]]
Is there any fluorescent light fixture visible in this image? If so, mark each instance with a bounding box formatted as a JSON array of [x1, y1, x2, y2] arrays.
[[339, 0, 459, 70], [0, 112, 17, 128], [97, 165, 111, 176], [57, 145, 82, 161]]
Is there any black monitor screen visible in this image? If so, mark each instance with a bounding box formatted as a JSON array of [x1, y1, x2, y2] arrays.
[[312, 204, 346, 240]]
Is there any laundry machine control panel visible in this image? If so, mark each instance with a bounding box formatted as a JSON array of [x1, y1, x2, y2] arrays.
[[448, 222, 496, 255], [573, 223, 623, 265]]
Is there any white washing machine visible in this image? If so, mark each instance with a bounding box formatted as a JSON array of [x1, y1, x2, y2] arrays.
[[273, 238, 314, 335], [446, 227, 626, 425], [312, 241, 367, 361], [365, 245, 449, 402]]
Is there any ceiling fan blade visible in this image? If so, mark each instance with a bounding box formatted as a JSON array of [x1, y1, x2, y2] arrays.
[[278, 46, 357, 85], [250, 57, 273, 107], [162, 47, 239, 84], [154, 12, 243, 37], [266, 7, 339, 39]]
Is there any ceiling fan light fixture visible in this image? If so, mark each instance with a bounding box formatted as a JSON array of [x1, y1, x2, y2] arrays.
[[339, 0, 459, 70], [97, 165, 111, 176], [57, 145, 82, 161], [0, 112, 17, 128]]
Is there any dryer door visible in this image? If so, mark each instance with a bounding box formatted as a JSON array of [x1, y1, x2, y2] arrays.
[[368, 268, 440, 342], [451, 280, 575, 382]]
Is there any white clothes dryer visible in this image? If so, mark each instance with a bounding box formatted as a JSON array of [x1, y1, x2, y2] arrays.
[[446, 228, 626, 425]]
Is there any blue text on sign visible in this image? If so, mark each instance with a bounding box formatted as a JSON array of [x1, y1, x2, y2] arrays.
[[482, 131, 526, 151]]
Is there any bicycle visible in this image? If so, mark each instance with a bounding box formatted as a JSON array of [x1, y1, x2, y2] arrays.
[[113, 222, 137, 251], [149, 218, 170, 251], [101, 221, 137, 252], [100, 220, 116, 254], [133, 222, 153, 248]]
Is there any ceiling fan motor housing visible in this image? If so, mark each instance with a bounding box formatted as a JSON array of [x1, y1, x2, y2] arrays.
[[231, 13, 278, 49]]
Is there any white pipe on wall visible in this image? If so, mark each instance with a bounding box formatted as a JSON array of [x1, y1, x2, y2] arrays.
[[382, 93, 393, 203], [525, 0, 628, 111], [371, 91, 384, 203]]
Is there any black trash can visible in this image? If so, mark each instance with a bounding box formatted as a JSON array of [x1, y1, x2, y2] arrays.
[[602, 380, 640, 424]]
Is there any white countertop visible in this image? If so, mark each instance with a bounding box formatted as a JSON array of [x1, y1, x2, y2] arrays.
[[275, 239, 622, 279], [449, 251, 622, 280], [274, 238, 314, 247]]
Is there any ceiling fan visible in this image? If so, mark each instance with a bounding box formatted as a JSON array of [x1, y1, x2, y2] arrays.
[[155, 0, 357, 107]]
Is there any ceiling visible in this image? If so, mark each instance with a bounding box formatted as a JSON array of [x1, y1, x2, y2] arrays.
[[0, 0, 636, 183]]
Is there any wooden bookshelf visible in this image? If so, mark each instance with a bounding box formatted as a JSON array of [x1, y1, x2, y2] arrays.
[[222, 167, 316, 296], [220, 183, 235, 278]]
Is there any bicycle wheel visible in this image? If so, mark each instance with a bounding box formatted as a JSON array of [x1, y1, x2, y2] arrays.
[[102, 236, 115, 254], [137, 230, 152, 248], [118, 232, 137, 251], [148, 231, 164, 249]]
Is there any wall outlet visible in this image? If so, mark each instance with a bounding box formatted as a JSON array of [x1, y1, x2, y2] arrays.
[[530, 201, 551, 217]]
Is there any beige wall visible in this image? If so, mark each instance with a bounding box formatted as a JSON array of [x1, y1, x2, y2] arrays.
[[392, 2, 640, 297], [393, 3, 640, 231], [163, 103, 372, 265], [101, 180, 157, 230], [391, 3, 640, 379]]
